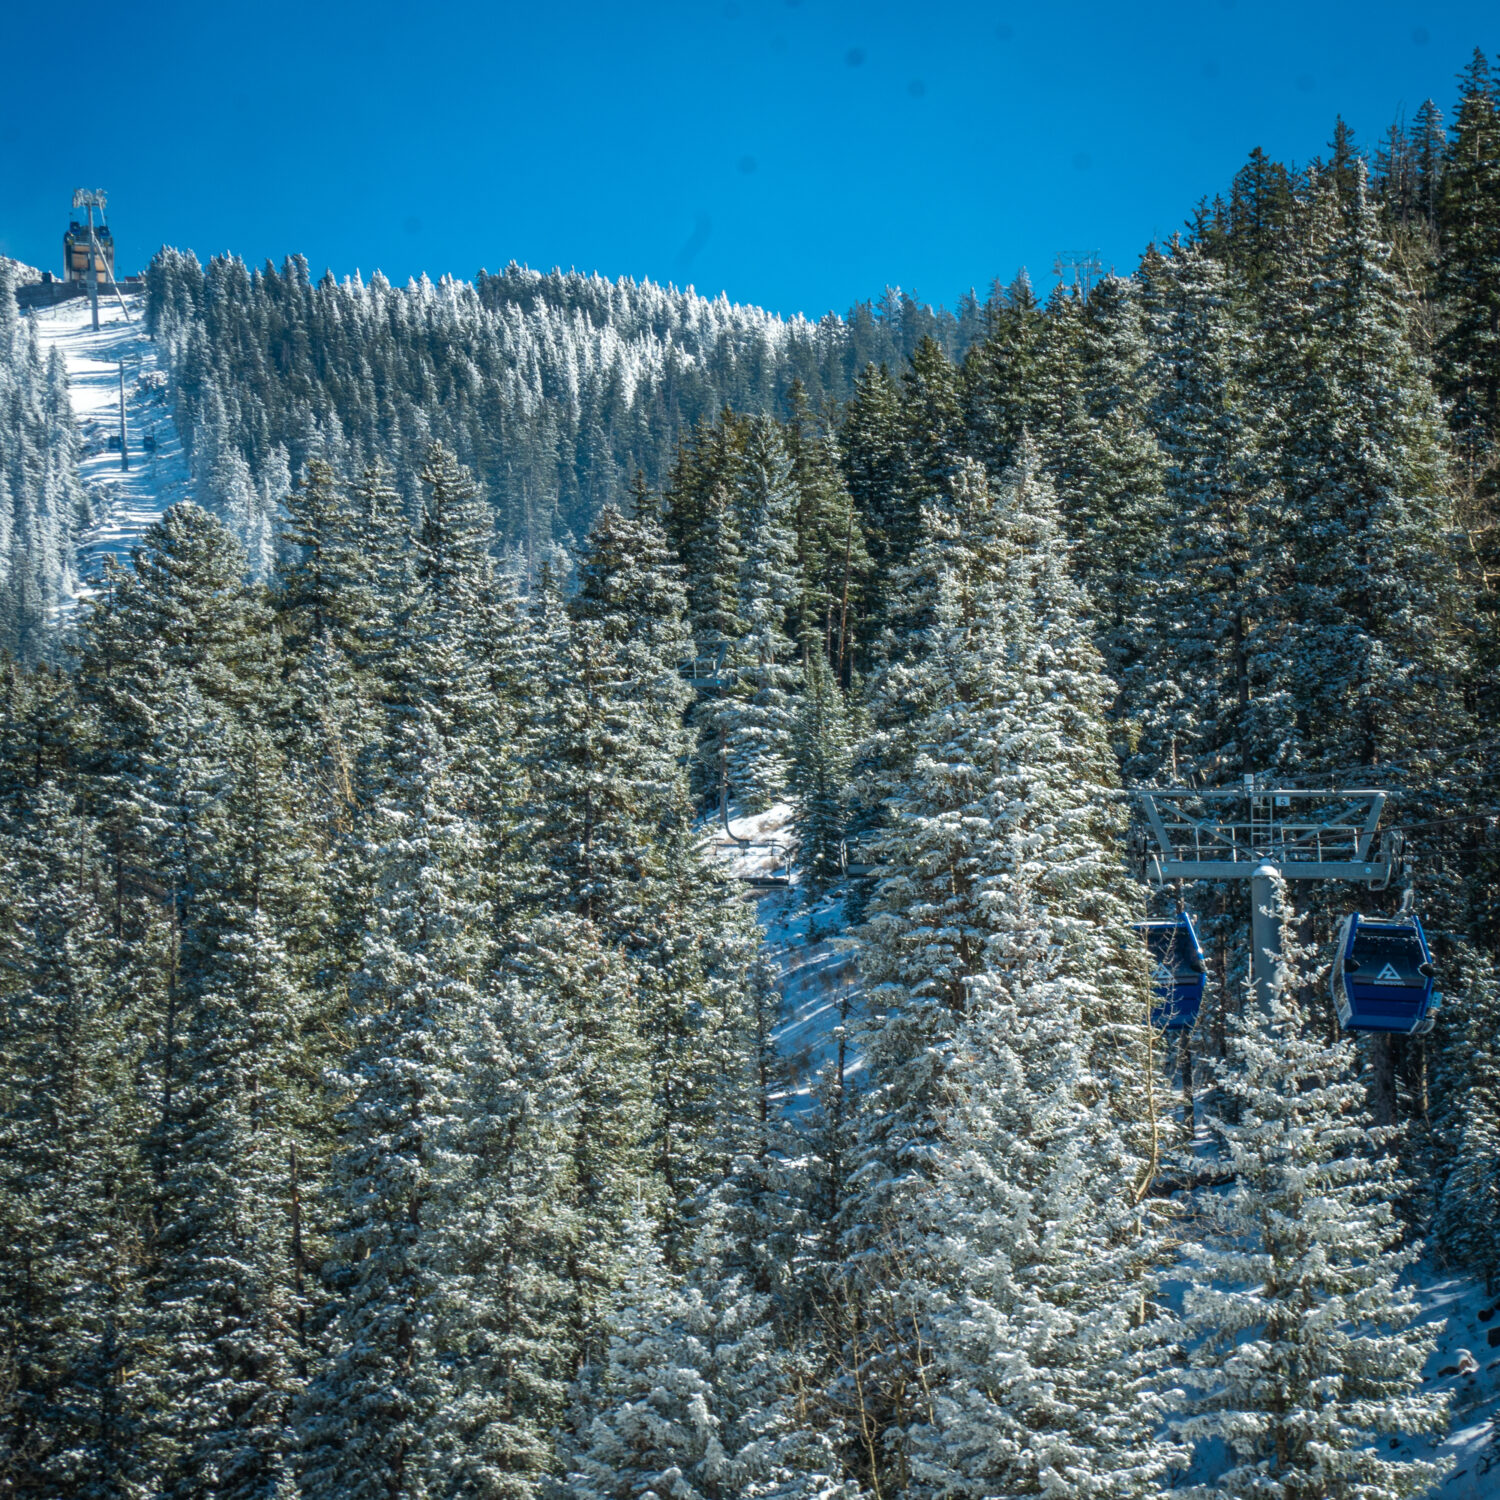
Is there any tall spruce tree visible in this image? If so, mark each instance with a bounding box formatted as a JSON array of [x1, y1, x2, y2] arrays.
[[299, 449, 499, 1500], [834, 451, 1172, 1497], [0, 782, 145, 1499], [1436, 50, 1500, 483], [962, 270, 1045, 476], [568, 1207, 834, 1500], [1260, 168, 1469, 783], [728, 417, 802, 812], [142, 716, 323, 1500], [1136, 242, 1265, 783], [791, 650, 853, 892], [1176, 881, 1450, 1500]]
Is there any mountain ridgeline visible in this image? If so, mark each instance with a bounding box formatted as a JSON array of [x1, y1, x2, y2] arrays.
[[1, 49, 1500, 1500], [140, 251, 981, 570]]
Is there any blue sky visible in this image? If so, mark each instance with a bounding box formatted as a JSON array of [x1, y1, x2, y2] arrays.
[[0, 2, 1491, 320]]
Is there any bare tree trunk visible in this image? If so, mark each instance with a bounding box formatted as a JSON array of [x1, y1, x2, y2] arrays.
[[1365, 1033, 1398, 1128], [1179, 1030, 1194, 1146]]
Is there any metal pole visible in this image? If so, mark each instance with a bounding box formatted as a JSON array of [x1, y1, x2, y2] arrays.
[[118, 362, 129, 471], [1250, 862, 1281, 1014], [86, 204, 100, 332]]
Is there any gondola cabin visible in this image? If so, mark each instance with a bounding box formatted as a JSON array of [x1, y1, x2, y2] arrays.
[[1135, 911, 1207, 1029], [1330, 913, 1437, 1035], [64, 219, 115, 284]]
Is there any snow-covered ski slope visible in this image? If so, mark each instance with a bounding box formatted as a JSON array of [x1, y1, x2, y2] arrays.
[[700, 800, 864, 1113], [1407, 1271, 1500, 1496], [30, 293, 190, 593]]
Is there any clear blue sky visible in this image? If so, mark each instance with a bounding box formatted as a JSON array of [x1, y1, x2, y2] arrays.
[[0, 2, 1491, 320]]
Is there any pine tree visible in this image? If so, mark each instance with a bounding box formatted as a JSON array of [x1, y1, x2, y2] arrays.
[[1436, 50, 1500, 479], [785, 385, 867, 675], [514, 913, 652, 1386], [1262, 167, 1469, 783], [1053, 273, 1169, 693], [962, 270, 1045, 475], [1136, 242, 1264, 784], [727, 417, 802, 813], [299, 450, 499, 1500], [140, 720, 323, 1500], [1433, 958, 1500, 1292], [837, 363, 907, 654], [1222, 147, 1297, 291], [791, 650, 852, 891], [1175, 879, 1451, 1500], [524, 503, 691, 939], [1413, 99, 1447, 237], [0, 783, 146, 1499], [274, 457, 365, 658], [1434, 52, 1500, 781], [834, 451, 1172, 1496], [296, 702, 487, 1500], [568, 1207, 833, 1500], [433, 972, 576, 1499]]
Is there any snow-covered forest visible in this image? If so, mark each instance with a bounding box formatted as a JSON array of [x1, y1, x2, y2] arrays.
[[2, 50, 1500, 1500], [0, 260, 84, 654], [139, 251, 978, 572]]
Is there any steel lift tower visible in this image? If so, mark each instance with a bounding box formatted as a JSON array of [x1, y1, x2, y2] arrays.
[[1134, 776, 1400, 1010], [72, 189, 107, 332], [1052, 250, 1104, 304]]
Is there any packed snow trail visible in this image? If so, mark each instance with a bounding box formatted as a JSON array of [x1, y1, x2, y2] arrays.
[[701, 800, 864, 1112], [30, 294, 190, 593]]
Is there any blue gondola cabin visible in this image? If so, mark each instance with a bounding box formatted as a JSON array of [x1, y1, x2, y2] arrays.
[[1135, 911, 1208, 1030], [1330, 913, 1438, 1035]]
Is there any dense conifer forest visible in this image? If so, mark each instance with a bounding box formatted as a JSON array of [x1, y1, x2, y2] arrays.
[[3, 49, 1500, 1500], [0, 259, 84, 656]]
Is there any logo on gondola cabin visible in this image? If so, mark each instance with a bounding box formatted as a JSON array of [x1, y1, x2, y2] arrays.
[[1374, 962, 1403, 984]]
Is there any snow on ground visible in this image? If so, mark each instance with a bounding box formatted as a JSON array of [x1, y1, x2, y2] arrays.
[[700, 801, 864, 1112], [1403, 1266, 1500, 1496], [696, 804, 864, 1110], [29, 292, 190, 596], [760, 884, 863, 1113]]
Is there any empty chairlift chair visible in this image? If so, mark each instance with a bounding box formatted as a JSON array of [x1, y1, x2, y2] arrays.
[[1330, 913, 1438, 1035], [1135, 911, 1208, 1029]]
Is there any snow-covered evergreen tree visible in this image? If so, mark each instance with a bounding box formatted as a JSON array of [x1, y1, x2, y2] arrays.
[[1433, 958, 1500, 1291], [727, 418, 802, 812], [1135, 242, 1265, 783], [141, 720, 322, 1500], [299, 450, 500, 1500], [1436, 51, 1500, 475], [784, 384, 868, 666], [792, 650, 853, 891], [1060, 273, 1170, 693], [961, 269, 1046, 478], [433, 972, 577, 1499], [0, 780, 146, 1499], [569, 1206, 836, 1500], [834, 450, 1173, 1497], [1259, 167, 1469, 783], [296, 703, 486, 1500], [1176, 877, 1451, 1500], [0, 262, 84, 655]]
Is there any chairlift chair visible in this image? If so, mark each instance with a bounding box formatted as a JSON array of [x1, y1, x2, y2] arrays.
[[1330, 912, 1438, 1035], [1134, 910, 1208, 1029]]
